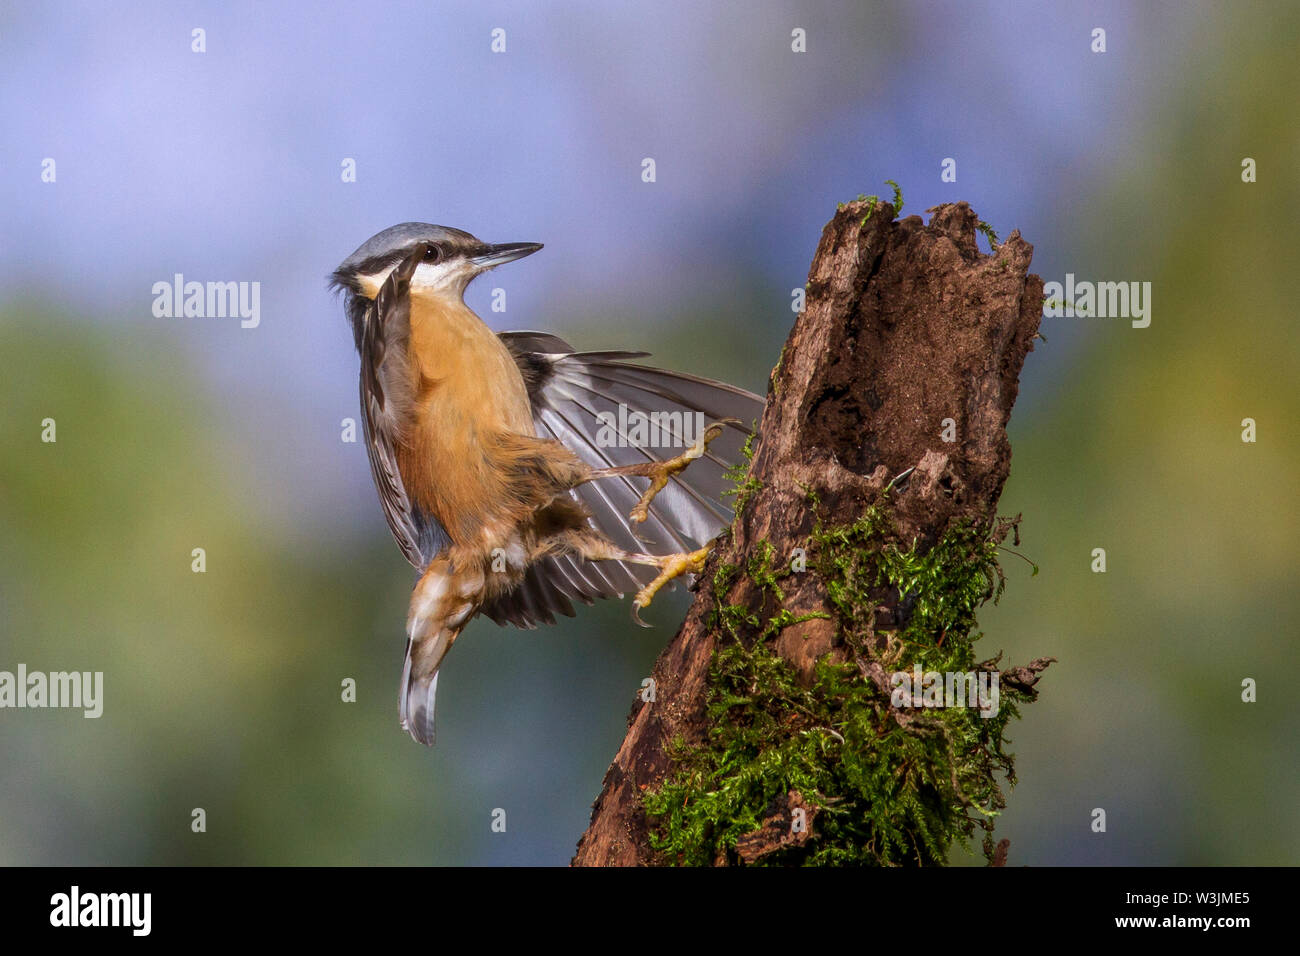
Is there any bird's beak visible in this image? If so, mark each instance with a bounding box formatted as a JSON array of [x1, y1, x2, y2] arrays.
[[471, 242, 543, 270]]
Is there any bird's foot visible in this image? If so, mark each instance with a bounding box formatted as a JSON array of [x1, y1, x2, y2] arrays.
[[628, 420, 735, 523], [630, 546, 711, 627]]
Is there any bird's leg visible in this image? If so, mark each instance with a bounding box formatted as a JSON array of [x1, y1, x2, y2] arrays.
[[629, 545, 711, 625], [579, 419, 736, 523], [556, 531, 713, 627]]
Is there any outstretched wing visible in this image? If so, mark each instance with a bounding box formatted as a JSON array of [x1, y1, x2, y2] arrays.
[[480, 330, 763, 628], [357, 249, 447, 571]]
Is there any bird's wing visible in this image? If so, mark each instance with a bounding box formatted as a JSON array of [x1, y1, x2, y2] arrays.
[[359, 249, 448, 571], [480, 330, 763, 629]]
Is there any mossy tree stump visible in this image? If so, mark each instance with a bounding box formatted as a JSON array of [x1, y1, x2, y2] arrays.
[[573, 200, 1053, 866]]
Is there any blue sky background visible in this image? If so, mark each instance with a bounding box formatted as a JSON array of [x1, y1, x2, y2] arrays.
[[2, 1, 1296, 866]]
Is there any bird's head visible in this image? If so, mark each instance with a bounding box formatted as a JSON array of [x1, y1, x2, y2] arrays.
[[330, 222, 542, 301]]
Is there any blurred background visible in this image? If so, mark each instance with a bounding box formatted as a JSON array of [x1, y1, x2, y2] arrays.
[[1, 0, 1296, 865]]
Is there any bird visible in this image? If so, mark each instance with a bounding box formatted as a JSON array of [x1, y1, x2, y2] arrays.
[[330, 223, 763, 745]]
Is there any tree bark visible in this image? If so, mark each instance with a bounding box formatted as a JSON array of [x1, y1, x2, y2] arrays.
[[572, 200, 1047, 866]]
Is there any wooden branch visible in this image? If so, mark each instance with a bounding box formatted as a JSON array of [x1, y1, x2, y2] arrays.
[[572, 200, 1045, 866]]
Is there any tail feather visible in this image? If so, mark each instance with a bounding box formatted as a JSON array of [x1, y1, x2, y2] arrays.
[[400, 558, 473, 746], [399, 641, 440, 746], [400, 625, 455, 746]]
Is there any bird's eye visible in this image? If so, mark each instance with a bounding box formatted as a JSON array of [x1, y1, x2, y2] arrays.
[[423, 245, 442, 263]]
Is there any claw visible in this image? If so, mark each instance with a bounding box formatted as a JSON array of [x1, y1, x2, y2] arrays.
[[628, 420, 737, 524], [630, 546, 711, 622], [630, 601, 652, 628]]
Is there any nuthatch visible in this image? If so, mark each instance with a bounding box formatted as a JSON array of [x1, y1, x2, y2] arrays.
[[331, 223, 761, 745]]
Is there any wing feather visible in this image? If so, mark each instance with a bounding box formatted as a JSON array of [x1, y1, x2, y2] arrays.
[[481, 331, 763, 628], [358, 249, 448, 570]]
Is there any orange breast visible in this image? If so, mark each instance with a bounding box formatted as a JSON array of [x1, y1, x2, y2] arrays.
[[396, 291, 536, 544]]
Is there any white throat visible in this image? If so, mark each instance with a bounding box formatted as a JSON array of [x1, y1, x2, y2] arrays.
[[356, 258, 477, 299]]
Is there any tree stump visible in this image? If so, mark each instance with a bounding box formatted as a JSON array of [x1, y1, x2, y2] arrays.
[[573, 200, 1052, 867]]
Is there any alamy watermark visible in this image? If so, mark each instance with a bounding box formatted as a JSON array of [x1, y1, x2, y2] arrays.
[[595, 403, 707, 449], [152, 274, 260, 328], [0, 665, 103, 718], [1042, 273, 1152, 328], [50, 886, 150, 936], [890, 666, 999, 718]]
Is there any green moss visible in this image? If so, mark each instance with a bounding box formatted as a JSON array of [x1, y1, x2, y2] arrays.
[[850, 182, 903, 227], [976, 219, 1000, 251], [771, 344, 787, 394], [1041, 295, 1092, 318], [859, 195, 879, 227], [886, 179, 903, 216], [642, 493, 1037, 866], [721, 425, 761, 523]]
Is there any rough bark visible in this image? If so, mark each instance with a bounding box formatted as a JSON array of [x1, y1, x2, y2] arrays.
[[572, 200, 1046, 866]]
